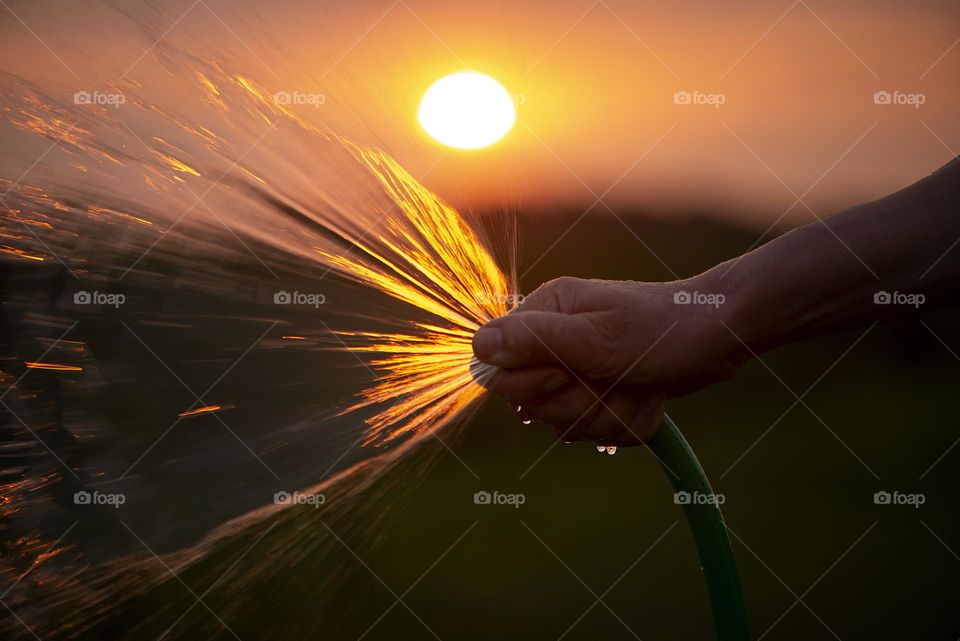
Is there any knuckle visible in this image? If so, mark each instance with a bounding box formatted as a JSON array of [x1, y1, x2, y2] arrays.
[[550, 275, 584, 292], [502, 316, 537, 355], [549, 276, 585, 307], [523, 276, 586, 312], [563, 314, 611, 374]]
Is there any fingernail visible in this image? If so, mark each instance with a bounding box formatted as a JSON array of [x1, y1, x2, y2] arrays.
[[473, 327, 502, 359], [541, 373, 569, 393]]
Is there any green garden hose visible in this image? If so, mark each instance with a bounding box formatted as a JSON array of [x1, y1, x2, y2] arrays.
[[648, 413, 750, 641]]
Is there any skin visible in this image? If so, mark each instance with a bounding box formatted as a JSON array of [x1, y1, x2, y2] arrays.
[[472, 156, 960, 446]]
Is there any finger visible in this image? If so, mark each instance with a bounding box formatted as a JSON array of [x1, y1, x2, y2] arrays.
[[518, 276, 612, 314], [624, 394, 665, 444], [477, 365, 571, 404], [593, 392, 665, 446], [472, 310, 600, 370], [552, 389, 664, 446], [558, 394, 632, 443], [524, 382, 603, 438]]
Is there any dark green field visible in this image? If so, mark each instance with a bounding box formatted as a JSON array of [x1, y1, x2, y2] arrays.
[[3, 209, 959, 640]]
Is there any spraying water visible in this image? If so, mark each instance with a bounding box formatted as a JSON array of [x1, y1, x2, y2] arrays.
[[1, 5, 752, 640], [0, 4, 518, 637]]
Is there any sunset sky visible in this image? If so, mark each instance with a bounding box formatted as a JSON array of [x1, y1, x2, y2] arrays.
[[3, 0, 959, 224], [2, 6, 960, 639]]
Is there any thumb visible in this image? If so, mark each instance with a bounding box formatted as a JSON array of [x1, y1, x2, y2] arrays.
[[472, 310, 600, 370]]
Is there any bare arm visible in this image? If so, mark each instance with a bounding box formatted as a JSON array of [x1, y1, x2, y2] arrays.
[[472, 157, 960, 445], [718, 156, 960, 356]]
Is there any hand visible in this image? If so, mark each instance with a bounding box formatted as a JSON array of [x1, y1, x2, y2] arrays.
[[471, 276, 743, 445]]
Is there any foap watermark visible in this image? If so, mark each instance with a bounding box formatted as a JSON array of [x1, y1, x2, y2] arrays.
[[74, 490, 126, 508], [273, 91, 326, 107], [874, 290, 924, 308], [674, 491, 726, 506], [274, 290, 326, 308], [274, 490, 326, 508], [74, 90, 126, 108], [673, 290, 725, 308], [673, 90, 725, 108], [74, 290, 125, 308], [474, 291, 526, 307], [873, 490, 925, 509], [473, 490, 525, 509], [873, 90, 925, 108]]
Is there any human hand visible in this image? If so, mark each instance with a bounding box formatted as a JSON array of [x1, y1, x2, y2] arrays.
[[471, 276, 743, 445]]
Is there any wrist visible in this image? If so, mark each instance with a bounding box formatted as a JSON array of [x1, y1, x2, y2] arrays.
[[689, 264, 757, 369]]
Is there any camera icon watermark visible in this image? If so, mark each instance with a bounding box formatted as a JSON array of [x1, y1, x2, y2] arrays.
[[473, 490, 525, 509], [73, 90, 126, 109], [873, 490, 924, 509], [273, 490, 325, 508], [873, 290, 924, 308], [673, 290, 725, 308], [273, 290, 326, 308], [74, 290, 125, 308], [673, 90, 725, 108], [273, 91, 326, 107], [74, 490, 126, 508], [873, 90, 925, 108], [674, 490, 726, 506]]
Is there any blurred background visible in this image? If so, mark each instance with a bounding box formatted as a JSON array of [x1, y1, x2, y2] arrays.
[[1, 1, 959, 639]]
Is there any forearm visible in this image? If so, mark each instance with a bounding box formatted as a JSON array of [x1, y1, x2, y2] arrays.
[[709, 157, 960, 357]]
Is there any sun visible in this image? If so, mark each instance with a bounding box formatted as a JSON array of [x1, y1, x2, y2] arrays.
[[418, 71, 516, 150]]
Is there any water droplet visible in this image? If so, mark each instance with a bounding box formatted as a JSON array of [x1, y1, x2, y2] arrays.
[[515, 405, 534, 425], [596, 445, 607, 453], [513, 405, 533, 425], [606, 446, 617, 456]]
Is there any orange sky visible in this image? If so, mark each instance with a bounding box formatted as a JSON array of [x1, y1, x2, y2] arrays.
[[2, 0, 959, 225]]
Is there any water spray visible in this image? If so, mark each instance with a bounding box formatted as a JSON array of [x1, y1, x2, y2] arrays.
[[1, 31, 750, 637]]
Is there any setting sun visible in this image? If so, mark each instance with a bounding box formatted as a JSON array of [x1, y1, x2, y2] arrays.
[[418, 71, 516, 150]]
